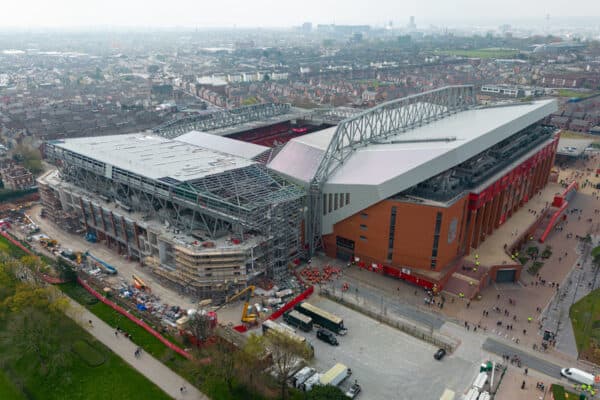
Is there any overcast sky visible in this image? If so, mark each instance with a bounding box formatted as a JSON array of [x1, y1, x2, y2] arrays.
[[1, 0, 599, 28]]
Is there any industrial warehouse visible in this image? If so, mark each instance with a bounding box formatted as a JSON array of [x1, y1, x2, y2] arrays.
[[39, 86, 560, 301]]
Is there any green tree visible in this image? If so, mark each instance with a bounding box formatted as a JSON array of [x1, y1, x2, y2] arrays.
[[56, 258, 77, 282], [206, 339, 237, 393], [242, 96, 260, 106], [307, 384, 348, 399], [13, 144, 42, 175], [0, 307, 73, 377], [592, 246, 600, 269], [238, 333, 267, 397], [265, 330, 311, 400]]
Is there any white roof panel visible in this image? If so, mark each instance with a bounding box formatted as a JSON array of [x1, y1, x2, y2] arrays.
[[327, 100, 557, 186], [52, 133, 255, 182], [175, 130, 269, 160], [269, 99, 557, 188]]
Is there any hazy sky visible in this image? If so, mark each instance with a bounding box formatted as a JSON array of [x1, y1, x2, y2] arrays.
[[2, 0, 599, 28]]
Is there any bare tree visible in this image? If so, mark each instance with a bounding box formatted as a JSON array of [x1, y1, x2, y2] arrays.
[[188, 312, 213, 345]]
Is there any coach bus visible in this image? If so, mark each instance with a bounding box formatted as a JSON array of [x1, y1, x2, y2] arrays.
[[295, 302, 347, 335]]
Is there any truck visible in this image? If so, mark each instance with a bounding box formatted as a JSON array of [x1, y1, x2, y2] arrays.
[[284, 310, 313, 332], [295, 302, 347, 335], [560, 367, 596, 386], [301, 373, 322, 391], [319, 363, 350, 387], [291, 366, 316, 389]]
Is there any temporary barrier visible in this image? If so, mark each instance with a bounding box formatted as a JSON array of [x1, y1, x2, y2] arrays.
[[1, 230, 34, 256], [268, 286, 314, 321], [381, 264, 435, 290], [77, 277, 192, 360]]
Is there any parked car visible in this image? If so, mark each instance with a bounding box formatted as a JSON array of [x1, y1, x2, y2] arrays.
[[434, 348, 446, 360], [345, 383, 361, 398], [316, 328, 338, 346]]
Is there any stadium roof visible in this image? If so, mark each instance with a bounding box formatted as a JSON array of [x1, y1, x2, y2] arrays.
[[175, 130, 269, 160], [268, 98, 558, 234], [269, 99, 557, 187], [51, 133, 255, 182]]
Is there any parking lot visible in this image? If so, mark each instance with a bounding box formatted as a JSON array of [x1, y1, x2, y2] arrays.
[[290, 296, 482, 399]]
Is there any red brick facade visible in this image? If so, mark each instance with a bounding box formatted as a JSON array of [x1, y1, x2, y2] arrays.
[[323, 135, 559, 287]]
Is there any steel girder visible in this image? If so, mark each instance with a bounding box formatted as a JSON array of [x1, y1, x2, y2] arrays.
[[153, 103, 292, 138], [307, 85, 476, 256]]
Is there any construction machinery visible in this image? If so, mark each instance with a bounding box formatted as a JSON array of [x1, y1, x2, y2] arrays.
[[84, 251, 117, 274], [215, 285, 258, 324], [40, 238, 58, 248], [132, 274, 151, 292]]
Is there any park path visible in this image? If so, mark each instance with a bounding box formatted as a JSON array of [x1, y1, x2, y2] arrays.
[[66, 299, 208, 400]]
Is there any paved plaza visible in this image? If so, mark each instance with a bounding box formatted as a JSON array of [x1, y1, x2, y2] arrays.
[[305, 296, 482, 400]]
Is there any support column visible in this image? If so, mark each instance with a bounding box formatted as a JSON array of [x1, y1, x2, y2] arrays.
[[78, 197, 89, 231], [487, 193, 501, 235], [472, 206, 485, 249], [133, 222, 142, 266], [120, 216, 129, 259], [87, 201, 97, 228], [526, 169, 536, 200], [464, 209, 477, 255], [99, 207, 108, 244], [494, 189, 506, 229], [480, 201, 493, 243]]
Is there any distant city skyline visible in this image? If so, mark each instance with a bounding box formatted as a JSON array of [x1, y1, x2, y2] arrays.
[[1, 0, 600, 29]]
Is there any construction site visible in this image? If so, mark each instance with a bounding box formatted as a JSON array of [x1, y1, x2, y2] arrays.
[[39, 133, 304, 303], [37, 86, 567, 303]]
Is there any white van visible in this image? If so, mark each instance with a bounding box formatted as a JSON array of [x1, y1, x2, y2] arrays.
[[560, 367, 595, 386]]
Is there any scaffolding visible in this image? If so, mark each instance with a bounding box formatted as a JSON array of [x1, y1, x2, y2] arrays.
[[307, 85, 477, 255], [153, 103, 293, 139], [45, 140, 305, 290]]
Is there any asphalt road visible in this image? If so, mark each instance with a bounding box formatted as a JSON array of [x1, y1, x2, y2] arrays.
[[330, 276, 446, 330], [482, 338, 563, 379]]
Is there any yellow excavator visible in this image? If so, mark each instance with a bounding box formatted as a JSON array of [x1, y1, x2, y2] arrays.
[[216, 285, 258, 323]]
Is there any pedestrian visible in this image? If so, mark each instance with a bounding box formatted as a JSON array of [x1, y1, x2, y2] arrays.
[[525, 368, 528, 375], [523, 329, 527, 335], [115, 330, 118, 337], [522, 380, 526, 390], [88, 319, 93, 327]]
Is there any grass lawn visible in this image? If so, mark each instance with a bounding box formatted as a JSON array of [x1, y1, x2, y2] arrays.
[[0, 309, 170, 400], [57, 281, 193, 381], [0, 235, 29, 259], [58, 282, 181, 358], [570, 288, 600, 361], [0, 370, 25, 400], [437, 48, 519, 59], [556, 89, 599, 99]]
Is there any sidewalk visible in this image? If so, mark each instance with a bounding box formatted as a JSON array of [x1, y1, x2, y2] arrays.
[[66, 299, 208, 400]]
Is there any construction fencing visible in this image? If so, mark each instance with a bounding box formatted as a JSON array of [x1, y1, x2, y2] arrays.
[[268, 286, 314, 321], [77, 277, 193, 360]]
